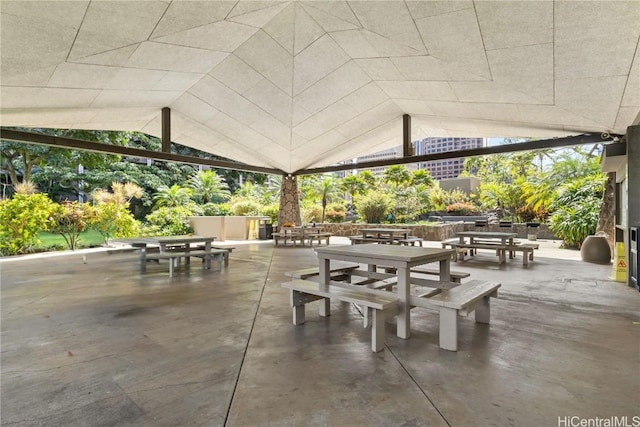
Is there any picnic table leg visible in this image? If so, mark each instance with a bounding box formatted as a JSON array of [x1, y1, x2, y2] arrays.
[[439, 307, 458, 351], [475, 296, 491, 323], [290, 291, 305, 325], [372, 309, 385, 352], [396, 267, 411, 339], [318, 259, 331, 317], [140, 247, 147, 273], [439, 259, 451, 282]]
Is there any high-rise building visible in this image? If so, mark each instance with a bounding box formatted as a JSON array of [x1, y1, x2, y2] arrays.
[[354, 146, 417, 176], [414, 137, 484, 179]]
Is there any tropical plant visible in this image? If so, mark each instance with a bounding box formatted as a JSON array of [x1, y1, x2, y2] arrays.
[[549, 176, 604, 248], [230, 199, 262, 216], [383, 165, 411, 188], [410, 169, 434, 187], [446, 202, 480, 215], [305, 175, 341, 223], [152, 185, 193, 209], [49, 201, 96, 250], [201, 202, 231, 216], [188, 170, 231, 204], [0, 192, 57, 255], [340, 175, 366, 200], [90, 182, 143, 245], [144, 205, 198, 236], [354, 193, 390, 224]]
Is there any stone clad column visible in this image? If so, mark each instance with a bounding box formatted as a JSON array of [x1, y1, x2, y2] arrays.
[[278, 175, 301, 226]]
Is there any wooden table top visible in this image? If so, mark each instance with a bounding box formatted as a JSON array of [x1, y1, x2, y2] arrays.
[[315, 244, 453, 263], [456, 231, 517, 239]]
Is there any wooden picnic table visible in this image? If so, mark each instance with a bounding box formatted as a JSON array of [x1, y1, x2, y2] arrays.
[[454, 231, 517, 264], [360, 228, 410, 244], [314, 244, 454, 339]]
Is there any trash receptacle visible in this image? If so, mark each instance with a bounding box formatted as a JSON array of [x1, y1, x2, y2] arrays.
[[258, 219, 273, 240], [526, 222, 540, 241]]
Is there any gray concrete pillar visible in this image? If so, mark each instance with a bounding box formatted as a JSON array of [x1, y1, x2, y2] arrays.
[[278, 175, 301, 226], [627, 125, 639, 227]]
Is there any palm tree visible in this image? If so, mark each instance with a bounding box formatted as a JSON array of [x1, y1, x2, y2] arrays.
[[383, 165, 411, 188], [309, 176, 340, 223], [188, 170, 230, 204], [358, 170, 378, 190], [410, 169, 434, 187], [153, 185, 193, 209], [341, 175, 366, 200]]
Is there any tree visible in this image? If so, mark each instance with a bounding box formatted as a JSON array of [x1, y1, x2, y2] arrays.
[[188, 170, 230, 204], [307, 176, 341, 223], [91, 182, 143, 245], [410, 169, 434, 187], [383, 165, 411, 188], [49, 201, 96, 250], [0, 191, 57, 255], [0, 128, 127, 187], [341, 175, 366, 200], [152, 185, 193, 209]]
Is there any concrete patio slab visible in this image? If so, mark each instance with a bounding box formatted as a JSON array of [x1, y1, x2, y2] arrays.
[[1, 239, 638, 426]]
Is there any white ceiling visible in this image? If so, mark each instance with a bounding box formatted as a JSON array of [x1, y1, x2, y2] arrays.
[[1, 1, 639, 173]]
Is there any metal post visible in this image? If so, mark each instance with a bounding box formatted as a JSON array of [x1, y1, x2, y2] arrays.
[[402, 114, 412, 157], [162, 107, 171, 153]]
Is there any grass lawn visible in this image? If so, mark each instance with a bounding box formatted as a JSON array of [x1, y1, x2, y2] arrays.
[[36, 229, 105, 250]]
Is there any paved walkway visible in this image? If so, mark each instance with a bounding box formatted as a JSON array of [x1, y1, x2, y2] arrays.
[[1, 239, 638, 426]]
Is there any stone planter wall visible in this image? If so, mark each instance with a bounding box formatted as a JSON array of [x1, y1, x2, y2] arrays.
[[316, 222, 557, 241]]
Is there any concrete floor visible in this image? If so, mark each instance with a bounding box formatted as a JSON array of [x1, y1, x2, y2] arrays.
[[1, 238, 639, 426]]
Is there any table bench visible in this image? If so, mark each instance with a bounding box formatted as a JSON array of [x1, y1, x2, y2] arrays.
[[304, 232, 332, 246], [272, 231, 303, 246], [349, 235, 391, 245], [505, 243, 539, 265], [396, 236, 424, 246], [422, 280, 501, 351], [284, 262, 360, 280], [381, 266, 470, 283], [442, 241, 508, 264], [142, 249, 226, 277], [194, 244, 234, 266], [282, 279, 399, 352]]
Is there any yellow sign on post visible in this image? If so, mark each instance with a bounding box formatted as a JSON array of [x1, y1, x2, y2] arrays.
[[613, 242, 627, 282]]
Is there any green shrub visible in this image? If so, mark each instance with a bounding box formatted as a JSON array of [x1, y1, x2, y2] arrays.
[[261, 203, 279, 224], [549, 176, 604, 248], [201, 202, 231, 216], [446, 202, 480, 215], [354, 193, 390, 224], [324, 203, 346, 223], [230, 199, 261, 216], [144, 205, 195, 236], [0, 193, 57, 255], [91, 201, 141, 245], [301, 205, 322, 223], [49, 201, 96, 250], [550, 200, 600, 248]]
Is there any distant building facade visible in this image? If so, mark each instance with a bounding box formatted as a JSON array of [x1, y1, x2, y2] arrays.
[[414, 137, 484, 180], [354, 146, 416, 176]]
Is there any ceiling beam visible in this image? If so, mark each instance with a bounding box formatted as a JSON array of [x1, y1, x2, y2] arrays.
[[0, 128, 285, 175], [294, 133, 622, 175]]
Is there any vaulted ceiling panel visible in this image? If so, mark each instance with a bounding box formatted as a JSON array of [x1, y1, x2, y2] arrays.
[[1, 1, 638, 174]]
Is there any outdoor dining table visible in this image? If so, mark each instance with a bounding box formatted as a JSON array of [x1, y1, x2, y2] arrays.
[[456, 231, 517, 264], [456, 231, 517, 245], [117, 235, 215, 269], [314, 244, 455, 339], [360, 228, 410, 244]]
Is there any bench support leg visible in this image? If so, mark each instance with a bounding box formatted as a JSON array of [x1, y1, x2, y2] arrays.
[[290, 291, 306, 325], [397, 267, 411, 339], [319, 298, 330, 317], [439, 307, 458, 351], [475, 296, 491, 324], [522, 251, 529, 266], [372, 309, 385, 352]]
